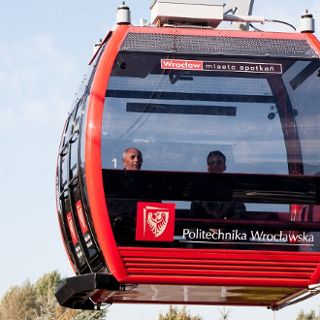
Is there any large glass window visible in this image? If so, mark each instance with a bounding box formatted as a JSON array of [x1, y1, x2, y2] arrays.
[[102, 55, 299, 174], [101, 52, 320, 251], [283, 60, 320, 175]]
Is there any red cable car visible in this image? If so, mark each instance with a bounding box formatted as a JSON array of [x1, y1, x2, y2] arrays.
[[55, 0, 320, 311]]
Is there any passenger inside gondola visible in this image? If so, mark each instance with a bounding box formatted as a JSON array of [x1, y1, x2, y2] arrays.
[[107, 147, 143, 244], [190, 150, 246, 219], [122, 147, 143, 171]]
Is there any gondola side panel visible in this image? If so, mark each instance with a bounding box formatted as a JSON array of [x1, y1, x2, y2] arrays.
[[306, 32, 320, 285], [85, 25, 131, 281]]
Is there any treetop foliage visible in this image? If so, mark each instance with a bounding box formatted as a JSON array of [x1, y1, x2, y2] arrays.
[[0, 271, 106, 320], [296, 309, 319, 320], [158, 305, 202, 320]]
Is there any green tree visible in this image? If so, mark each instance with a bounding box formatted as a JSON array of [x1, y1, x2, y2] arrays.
[[296, 309, 319, 320], [219, 307, 230, 320], [56, 309, 107, 320], [0, 281, 37, 320], [68, 310, 107, 320], [34, 270, 64, 319], [0, 271, 107, 320], [158, 305, 202, 320]]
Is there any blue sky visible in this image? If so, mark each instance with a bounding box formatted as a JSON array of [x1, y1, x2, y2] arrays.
[[1, 0, 319, 319]]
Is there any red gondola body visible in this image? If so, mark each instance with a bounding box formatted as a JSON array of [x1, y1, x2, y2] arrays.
[[55, 3, 320, 311]]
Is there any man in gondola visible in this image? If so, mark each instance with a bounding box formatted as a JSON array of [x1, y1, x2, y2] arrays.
[[190, 150, 245, 219], [108, 147, 143, 244], [122, 147, 143, 171]]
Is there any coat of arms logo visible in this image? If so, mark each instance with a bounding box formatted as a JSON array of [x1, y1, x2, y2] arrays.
[[145, 207, 169, 238], [136, 202, 176, 242]]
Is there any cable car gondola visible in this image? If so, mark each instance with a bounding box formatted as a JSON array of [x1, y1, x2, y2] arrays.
[[55, 0, 320, 311]]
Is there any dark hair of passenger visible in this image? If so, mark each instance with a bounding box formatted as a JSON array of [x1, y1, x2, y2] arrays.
[[207, 150, 226, 165]]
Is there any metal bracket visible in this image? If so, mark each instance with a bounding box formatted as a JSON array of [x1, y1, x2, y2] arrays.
[[55, 273, 120, 310]]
